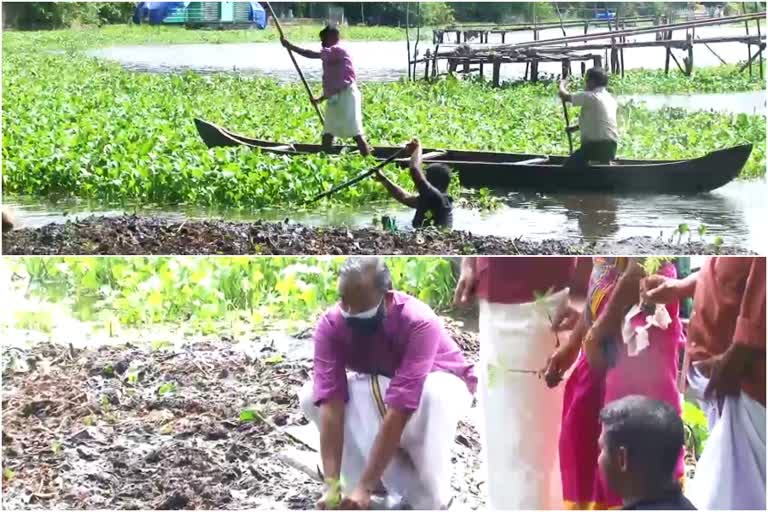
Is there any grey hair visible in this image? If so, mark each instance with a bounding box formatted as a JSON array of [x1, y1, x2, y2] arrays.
[[339, 257, 392, 292]]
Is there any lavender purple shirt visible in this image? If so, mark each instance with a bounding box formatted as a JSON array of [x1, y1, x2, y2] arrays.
[[320, 45, 356, 98], [312, 291, 477, 412]]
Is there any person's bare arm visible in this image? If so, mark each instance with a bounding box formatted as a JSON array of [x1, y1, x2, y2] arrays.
[[454, 257, 478, 306], [642, 272, 698, 305], [558, 80, 573, 103], [319, 399, 345, 482], [281, 38, 321, 59], [585, 258, 646, 370], [375, 171, 418, 208], [358, 409, 411, 490]]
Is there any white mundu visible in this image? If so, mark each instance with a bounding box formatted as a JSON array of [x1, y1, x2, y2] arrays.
[[572, 87, 618, 143], [478, 287, 569, 510], [299, 371, 472, 509], [323, 82, 364, 138]]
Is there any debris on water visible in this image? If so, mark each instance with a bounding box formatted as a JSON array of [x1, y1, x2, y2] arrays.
[[1, 318, 484, 510], [2, 215, 750, 255]]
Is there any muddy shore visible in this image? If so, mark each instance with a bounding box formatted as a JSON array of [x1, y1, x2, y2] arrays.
[[2, 215, 750, 255], [1, 318, 484, 510]]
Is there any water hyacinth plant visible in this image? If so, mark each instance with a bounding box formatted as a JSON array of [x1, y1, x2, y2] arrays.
[[3, 28, 765, 211]]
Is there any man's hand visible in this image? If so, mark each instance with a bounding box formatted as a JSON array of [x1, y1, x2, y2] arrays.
[[641, 274, 682, 305], [454, 258, 477, 306], [553, 302, 580, 332], [405, 137, 421, 155], [340, 486, 371, 510], [312, 96, 327, 104], [705, 344, 758, 401], [317, 484, 343, 510], [544, 341, 580, 388]]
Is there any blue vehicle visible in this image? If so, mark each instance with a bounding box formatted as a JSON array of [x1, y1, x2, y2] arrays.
[[133, 2, 267, 28], [594, 10, 617, 20]]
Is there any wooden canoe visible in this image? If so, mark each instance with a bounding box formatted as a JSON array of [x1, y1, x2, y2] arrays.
[[194, 118, 751, 194]]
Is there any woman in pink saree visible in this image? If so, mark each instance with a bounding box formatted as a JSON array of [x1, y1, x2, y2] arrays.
[[549, 257, 686, 509]]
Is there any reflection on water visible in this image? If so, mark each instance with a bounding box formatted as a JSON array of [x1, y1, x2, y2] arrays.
[[6, 178, 767, 253]]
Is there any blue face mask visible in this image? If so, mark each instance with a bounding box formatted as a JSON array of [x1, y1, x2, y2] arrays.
[[340, 299, 385, 335]]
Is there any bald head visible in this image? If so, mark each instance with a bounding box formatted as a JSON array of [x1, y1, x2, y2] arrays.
[[338, 257, 392, 314]]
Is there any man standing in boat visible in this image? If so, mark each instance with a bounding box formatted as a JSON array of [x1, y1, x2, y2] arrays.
[[558, 67, 619, 167], [281, 25, 372, 156]]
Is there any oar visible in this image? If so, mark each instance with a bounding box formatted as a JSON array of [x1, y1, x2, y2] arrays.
[[309, 147, 408, 204], [265, 2, 325, 125], [561, 98, 574, 155]]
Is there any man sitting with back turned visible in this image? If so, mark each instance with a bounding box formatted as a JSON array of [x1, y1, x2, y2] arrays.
[[559, 67, 619, 167], [598, 396, 696, 510], [299, 257, 476, 509]]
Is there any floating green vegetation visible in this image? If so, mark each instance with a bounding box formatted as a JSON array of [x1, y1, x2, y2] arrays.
[[10, 257, 457, 333], [2, 29, 765, 210]]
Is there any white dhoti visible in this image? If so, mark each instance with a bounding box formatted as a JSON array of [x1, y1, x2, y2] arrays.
[[323, 82, 364, 139], [299, 371, 471, 509], [686, 363, 766, 510], [478, 287, 569, 510]]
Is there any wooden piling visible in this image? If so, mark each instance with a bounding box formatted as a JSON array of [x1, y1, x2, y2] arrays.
[[492, 56, 501, 87], [530, 59, 539, 82], [746, 19, 754, 77], [432, 45, 439, 78], [620, 46, 625, 77], [665, 45, 671, 74], [758, 18, 764, 77]]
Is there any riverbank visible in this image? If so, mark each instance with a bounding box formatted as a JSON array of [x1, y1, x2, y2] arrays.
[[1, 215, 752, 255], [0, 317, 483, 510]]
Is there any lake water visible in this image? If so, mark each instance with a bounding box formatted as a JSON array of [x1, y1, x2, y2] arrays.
[[88, 24, 764, 82], [7, 176, 767, 253]]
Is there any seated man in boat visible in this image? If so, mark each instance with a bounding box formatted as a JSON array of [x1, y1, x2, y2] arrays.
[[374, 138, 454, 229], [558, 67, 619, 167], [281, 25, 372, 156], [298, 257, 476, 510]]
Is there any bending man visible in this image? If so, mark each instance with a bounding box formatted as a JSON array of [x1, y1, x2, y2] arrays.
[[300, 257, 476, 509]]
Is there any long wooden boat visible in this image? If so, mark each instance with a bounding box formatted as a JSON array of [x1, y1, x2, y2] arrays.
[[194, 118, 751, 194]]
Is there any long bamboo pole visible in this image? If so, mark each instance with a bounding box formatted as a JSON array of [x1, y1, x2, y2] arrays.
[[309, 148, 408, 203], [405, 2, 412, 80], [265, 2, 324, 125], [561, 99, 574, 155]]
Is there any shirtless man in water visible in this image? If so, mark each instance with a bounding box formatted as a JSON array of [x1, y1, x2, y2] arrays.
[[374, 139, 454, 229]]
